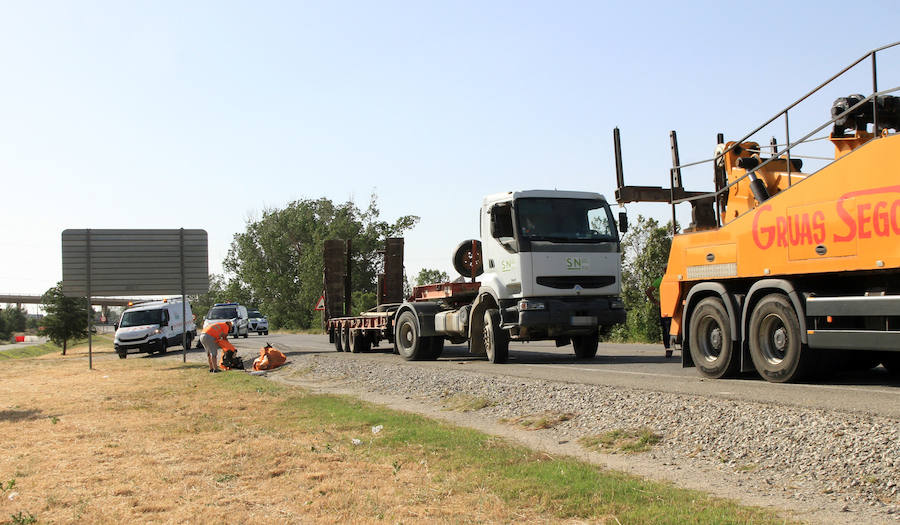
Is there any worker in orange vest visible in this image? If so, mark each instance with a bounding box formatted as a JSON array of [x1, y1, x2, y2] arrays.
[[199, 321, 234, 373]]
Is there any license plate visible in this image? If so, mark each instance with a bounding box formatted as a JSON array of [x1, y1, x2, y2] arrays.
[[570, 316, 597, 326]]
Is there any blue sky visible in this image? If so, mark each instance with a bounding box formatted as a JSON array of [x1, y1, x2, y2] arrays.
[[1, 1, 899, 304]]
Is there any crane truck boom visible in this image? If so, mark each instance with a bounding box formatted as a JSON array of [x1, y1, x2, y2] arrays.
[[326, 189, 627, 362], [615, 42, 900, 382]]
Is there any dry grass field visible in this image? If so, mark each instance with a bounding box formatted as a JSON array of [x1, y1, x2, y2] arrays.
[[0, 341, 789, 524]]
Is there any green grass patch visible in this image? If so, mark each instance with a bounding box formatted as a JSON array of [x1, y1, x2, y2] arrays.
[[580, 427, 663, 454], [259, 393, 787, 523]]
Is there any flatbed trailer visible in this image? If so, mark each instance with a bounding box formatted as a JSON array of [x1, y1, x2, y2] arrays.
[[327, 282, 481, 354]]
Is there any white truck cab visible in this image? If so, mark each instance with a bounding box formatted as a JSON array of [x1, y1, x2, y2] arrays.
[[386, 189, 627, 364], [114, 298, 196, 358], [477, 190, 625, 344]]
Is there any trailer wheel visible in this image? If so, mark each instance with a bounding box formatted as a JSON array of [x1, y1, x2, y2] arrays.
[[748, 294, 810, 383], [333, 327, 344, 352], [688, 297, 739, 379], [396, 311, 427, 360], [340, 326, 351, 354], [350, 330, 371, 353], [572, 332, 599, 359], [483, 309, 509, 363]]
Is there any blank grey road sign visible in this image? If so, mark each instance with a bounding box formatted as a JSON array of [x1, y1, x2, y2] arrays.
[[62, 229, 209, 296]]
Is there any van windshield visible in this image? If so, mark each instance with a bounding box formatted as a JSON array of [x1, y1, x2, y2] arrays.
[[120, 309, 163, 327], [207, 307, 237, 319], [515, 198, 617, 242]]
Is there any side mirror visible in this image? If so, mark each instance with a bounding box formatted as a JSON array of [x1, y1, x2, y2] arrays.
[[618, 211, 629, 233]]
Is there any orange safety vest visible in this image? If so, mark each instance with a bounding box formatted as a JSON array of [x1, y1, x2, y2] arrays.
[[202, 322, 235, 351]]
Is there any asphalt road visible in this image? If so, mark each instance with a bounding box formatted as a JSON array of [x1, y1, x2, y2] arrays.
[[182, 332, 900, 419]]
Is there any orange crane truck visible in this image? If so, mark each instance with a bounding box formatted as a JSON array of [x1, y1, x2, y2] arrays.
[[615, 42, 900, 382]]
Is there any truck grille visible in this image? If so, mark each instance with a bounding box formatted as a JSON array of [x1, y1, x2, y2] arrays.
[[536, 276, 616, 289]]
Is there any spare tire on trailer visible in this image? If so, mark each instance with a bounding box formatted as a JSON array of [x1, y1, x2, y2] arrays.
[[453, 240, 483, 278]]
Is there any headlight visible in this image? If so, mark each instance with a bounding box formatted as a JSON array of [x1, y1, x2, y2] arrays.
[[153, 329, 162, 335], [518, 300, 546, 311]]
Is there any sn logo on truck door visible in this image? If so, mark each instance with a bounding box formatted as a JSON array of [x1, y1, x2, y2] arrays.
[[566, 257, 588, 270]]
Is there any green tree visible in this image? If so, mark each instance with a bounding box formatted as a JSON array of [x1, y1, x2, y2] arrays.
[[609, 215, 677, 343], [414, 268, 450, 286], [2, 306, 27, 333], [40, 283, 90, 355], [224, 194, 418, 330], [0, 310, 8, 342]]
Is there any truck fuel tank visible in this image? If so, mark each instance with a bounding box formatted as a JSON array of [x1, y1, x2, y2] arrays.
[[434, 305, 470, 336]]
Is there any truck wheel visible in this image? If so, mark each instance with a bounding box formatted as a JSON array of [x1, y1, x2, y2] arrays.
[[333, 327, 344, 352], [572, 332, 599, 359], [688, 297, 739, 379], [158, 338, 168, 355], [483, 309, 509, 363], [395, 311, 427, 360], [340, 326, 351, 353], [748, 294, 810, 383]]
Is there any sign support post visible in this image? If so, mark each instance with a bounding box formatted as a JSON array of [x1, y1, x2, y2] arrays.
[[87, 228, 93, 370], [180, 228, 187, 363]]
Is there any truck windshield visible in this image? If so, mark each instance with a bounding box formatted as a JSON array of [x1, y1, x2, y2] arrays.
[[120, 309, 163, 327], [515, 198, 617, 242], [208, 307, 237, 319]]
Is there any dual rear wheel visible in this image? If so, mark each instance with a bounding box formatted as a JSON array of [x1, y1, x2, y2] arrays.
[[689, 293, 809, 383]]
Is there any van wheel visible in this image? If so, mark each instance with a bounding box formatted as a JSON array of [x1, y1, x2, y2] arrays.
[[748, 294, 810, 383], [184, 335, 193, 350], [688, 297, 739, 378], [158, 339, 168, 355], [483, 309, 509, 364]]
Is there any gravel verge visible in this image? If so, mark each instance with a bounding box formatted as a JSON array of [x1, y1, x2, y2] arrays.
[[264, 353, 899, 524]]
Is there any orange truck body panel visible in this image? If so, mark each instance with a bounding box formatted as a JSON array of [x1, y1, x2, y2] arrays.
[[661, 133, 900, 337]]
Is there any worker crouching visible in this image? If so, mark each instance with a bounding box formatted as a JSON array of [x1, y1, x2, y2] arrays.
[[199, 321, 235, 373]]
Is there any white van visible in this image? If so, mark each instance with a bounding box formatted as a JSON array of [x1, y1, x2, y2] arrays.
[[202, 303, 250, 338], [114, 299, 196, 359]]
